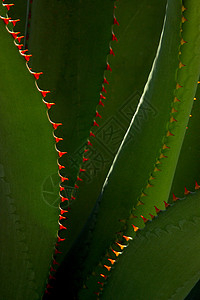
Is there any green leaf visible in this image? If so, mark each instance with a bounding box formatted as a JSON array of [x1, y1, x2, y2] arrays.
[[169, 83, 200, 200], [100, 191, 200, 300], [77, 0, 200, 296], [28, 0, 114, 183], [0, 17, 59, 299]]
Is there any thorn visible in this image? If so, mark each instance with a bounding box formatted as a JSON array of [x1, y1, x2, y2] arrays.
[[195, 181, 200, 190], [140, 192, 147, 197], [60, 176, 69, 182], [154, 206, 160, 214], [111, 249, 122, 257], [15, 43, 23, 50], [71, 196, 76, 200], [141, 215, 148, 223], [171, 107, 178, 113], [17, 35, 24, 43], [61, 197, 69, 202], [173, 193, 179, 201], [180, 38, 187, 45], [83, 157, 89, 162], [174, 97, 181, 103], [113, 17, 119, 25], [170, 116, 177, 123], [59, 209, 68, 215], [50, 121, 62, 130], [50, 267, 56, 272], [112, 33, 118, 41], [54, 135, 63, 143], [109, 48, 115, 56], [137, 200, 144, 206], [154, 167, 161, 172], [33, 71, 43, 80], [182, 5, 187, 12], [59, 215, 66, 220], [42, 99, 56, 109], [77, 176, 83, 181], [162, 144, 170, 149], [149, 213, 155, 219], [60, 186, 65, 191], [179, 61, 185, 68], [9, 30, 20, 39], [79, 168, 86, 172], [146, 183, 153, 188], [167, 131, 174, 137], [164, 201, 170, 208], [132, 224, 139, 232], [3, 3, 14, 10], [75, 184, 79, 189], [101, 86, 107, 93], [58, 151, 67, 158], [123, 235, 133, 241], [176, 83, 182, 89], [9, 19, 20, 26], [35, 81, 50, 97], [93, 120, 99, 127], [108, 258, 116, 265], [0, 16, 11, 25], [55, 248, 62, 254], [184, 186, 190, 195], [58, 164, 65, 170], [116, 242, 127, 250], [99, 100, 104, 107], [104, 265, 111, 271], [59, 223, 67, 230], [90, 131, 96, 137], [52, 259, 59, 265], [100, 94, 106, 100], [103, 77, 109, 84], [159, 153, 167, 159], [87, 140, 93, 146], [106, 63, 112, 72]]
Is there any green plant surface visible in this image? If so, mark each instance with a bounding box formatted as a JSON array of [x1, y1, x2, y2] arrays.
[[6, 0, 28, 36], [169, 83, 200, 200], [0, 14, 59, 299], [76, 0, 200, 296], [99, 191, 200, 300], [27, 0, 114, 185], [1, 0, 200, 299], [45, 1, 167, 296], [56, 0, 167, 263]]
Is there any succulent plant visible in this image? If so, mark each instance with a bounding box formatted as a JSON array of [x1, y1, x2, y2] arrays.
[[1, 0, 200, 299]]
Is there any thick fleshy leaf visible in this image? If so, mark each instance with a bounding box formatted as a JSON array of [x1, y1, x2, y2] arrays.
[[0, 15, 59, 299], [77, 0, 200, 296], [99, 191, 200, 300], [27, 0, 114, 184]]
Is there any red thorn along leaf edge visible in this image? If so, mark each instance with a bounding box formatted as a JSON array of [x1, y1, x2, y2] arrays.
[[0, 4, 70, 295]]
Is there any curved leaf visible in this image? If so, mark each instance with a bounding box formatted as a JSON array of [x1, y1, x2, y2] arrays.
[[0, 15, 59, 299]]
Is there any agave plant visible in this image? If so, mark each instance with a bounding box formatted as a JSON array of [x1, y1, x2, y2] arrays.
[[1, 0, 200, 299]]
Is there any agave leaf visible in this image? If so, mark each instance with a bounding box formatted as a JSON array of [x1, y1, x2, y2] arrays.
[[169, 83, 200, 200], [76, 0, 200, 296], [45, 0, 167, 297], [27, 0, 114, 184], [99, 191, 200, 300], [6, 0, 28, 36], [65, 0, 167, 254], [0, 16, 59, 299]]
